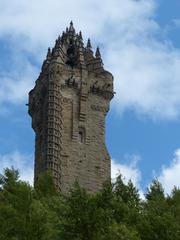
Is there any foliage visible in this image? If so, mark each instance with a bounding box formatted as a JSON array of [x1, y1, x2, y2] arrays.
[[0, 168, 180, 240]]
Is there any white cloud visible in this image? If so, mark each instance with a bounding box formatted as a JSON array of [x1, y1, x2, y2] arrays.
[[0, 0, 180, 120], [103, 3, 180, 121], [0, 151, 34, 185], [172, 19, 180, 28], [0, 68, 37, 106], [107, 39, 180, 121], [158, 148, 180, 194], [0, 37, 39, 106], [111, 154, 141, 188]]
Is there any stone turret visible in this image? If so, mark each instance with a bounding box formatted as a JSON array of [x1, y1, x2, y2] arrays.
[[28, 22, 114, 195]]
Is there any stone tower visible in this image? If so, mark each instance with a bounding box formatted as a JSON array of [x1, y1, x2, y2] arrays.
[[28, 22, 114, 195]]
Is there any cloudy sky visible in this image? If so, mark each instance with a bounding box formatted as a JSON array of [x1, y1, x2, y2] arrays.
[[0, 0, 180, 195]]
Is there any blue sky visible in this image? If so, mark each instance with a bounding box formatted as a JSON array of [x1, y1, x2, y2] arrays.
[[0, 0, 180, 195]]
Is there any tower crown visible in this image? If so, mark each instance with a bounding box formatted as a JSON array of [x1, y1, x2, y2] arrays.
[[42, 22, 112, 76]]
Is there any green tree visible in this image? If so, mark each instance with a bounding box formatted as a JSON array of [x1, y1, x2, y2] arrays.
[[138, 180, 179, 240], [59, 179, 141, 240], [59, 182, 100, 240], [0, 168, 61, 240], [113, 175, 141, 227], [34, 171, 57, 198], [1, 168, 180, 240], [0, 167, 33, 239]]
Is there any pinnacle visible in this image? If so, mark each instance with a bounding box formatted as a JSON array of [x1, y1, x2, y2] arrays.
[[95, 46, 101, 58], [46, 47, 51, 59], [87, 38, 92, 49], [62, 31, 65, 37], [79, 31, 82, 40], [69, 20, 75, 32], [58, 35, 61, 42]]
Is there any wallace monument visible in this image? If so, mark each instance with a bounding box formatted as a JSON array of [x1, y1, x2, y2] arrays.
[[28, 22, 114, 195]]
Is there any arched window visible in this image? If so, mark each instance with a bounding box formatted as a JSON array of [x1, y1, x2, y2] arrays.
[[79, 131, 83, 143], [78, 128, 85, 143]]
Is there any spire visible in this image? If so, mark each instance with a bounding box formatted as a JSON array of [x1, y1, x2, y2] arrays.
[[79, 31, 83, 41], [69, 20, 75, 32], [95, 46, 101, 58], [61, 31, 65, 42], [57, 35, 61, 44], [95, 46, 103, 69], [86, 38, 94, 58], [77, 31, 83, 48], [55, 39, 58, 47], [46, 47, 51, 60], [41, 47, 51, 70], [54, 37, 61, 51], [87, 38, 92, 49]]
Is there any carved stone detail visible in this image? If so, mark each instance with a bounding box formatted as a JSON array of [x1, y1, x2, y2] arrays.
[[91, 104, 109, 113]]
